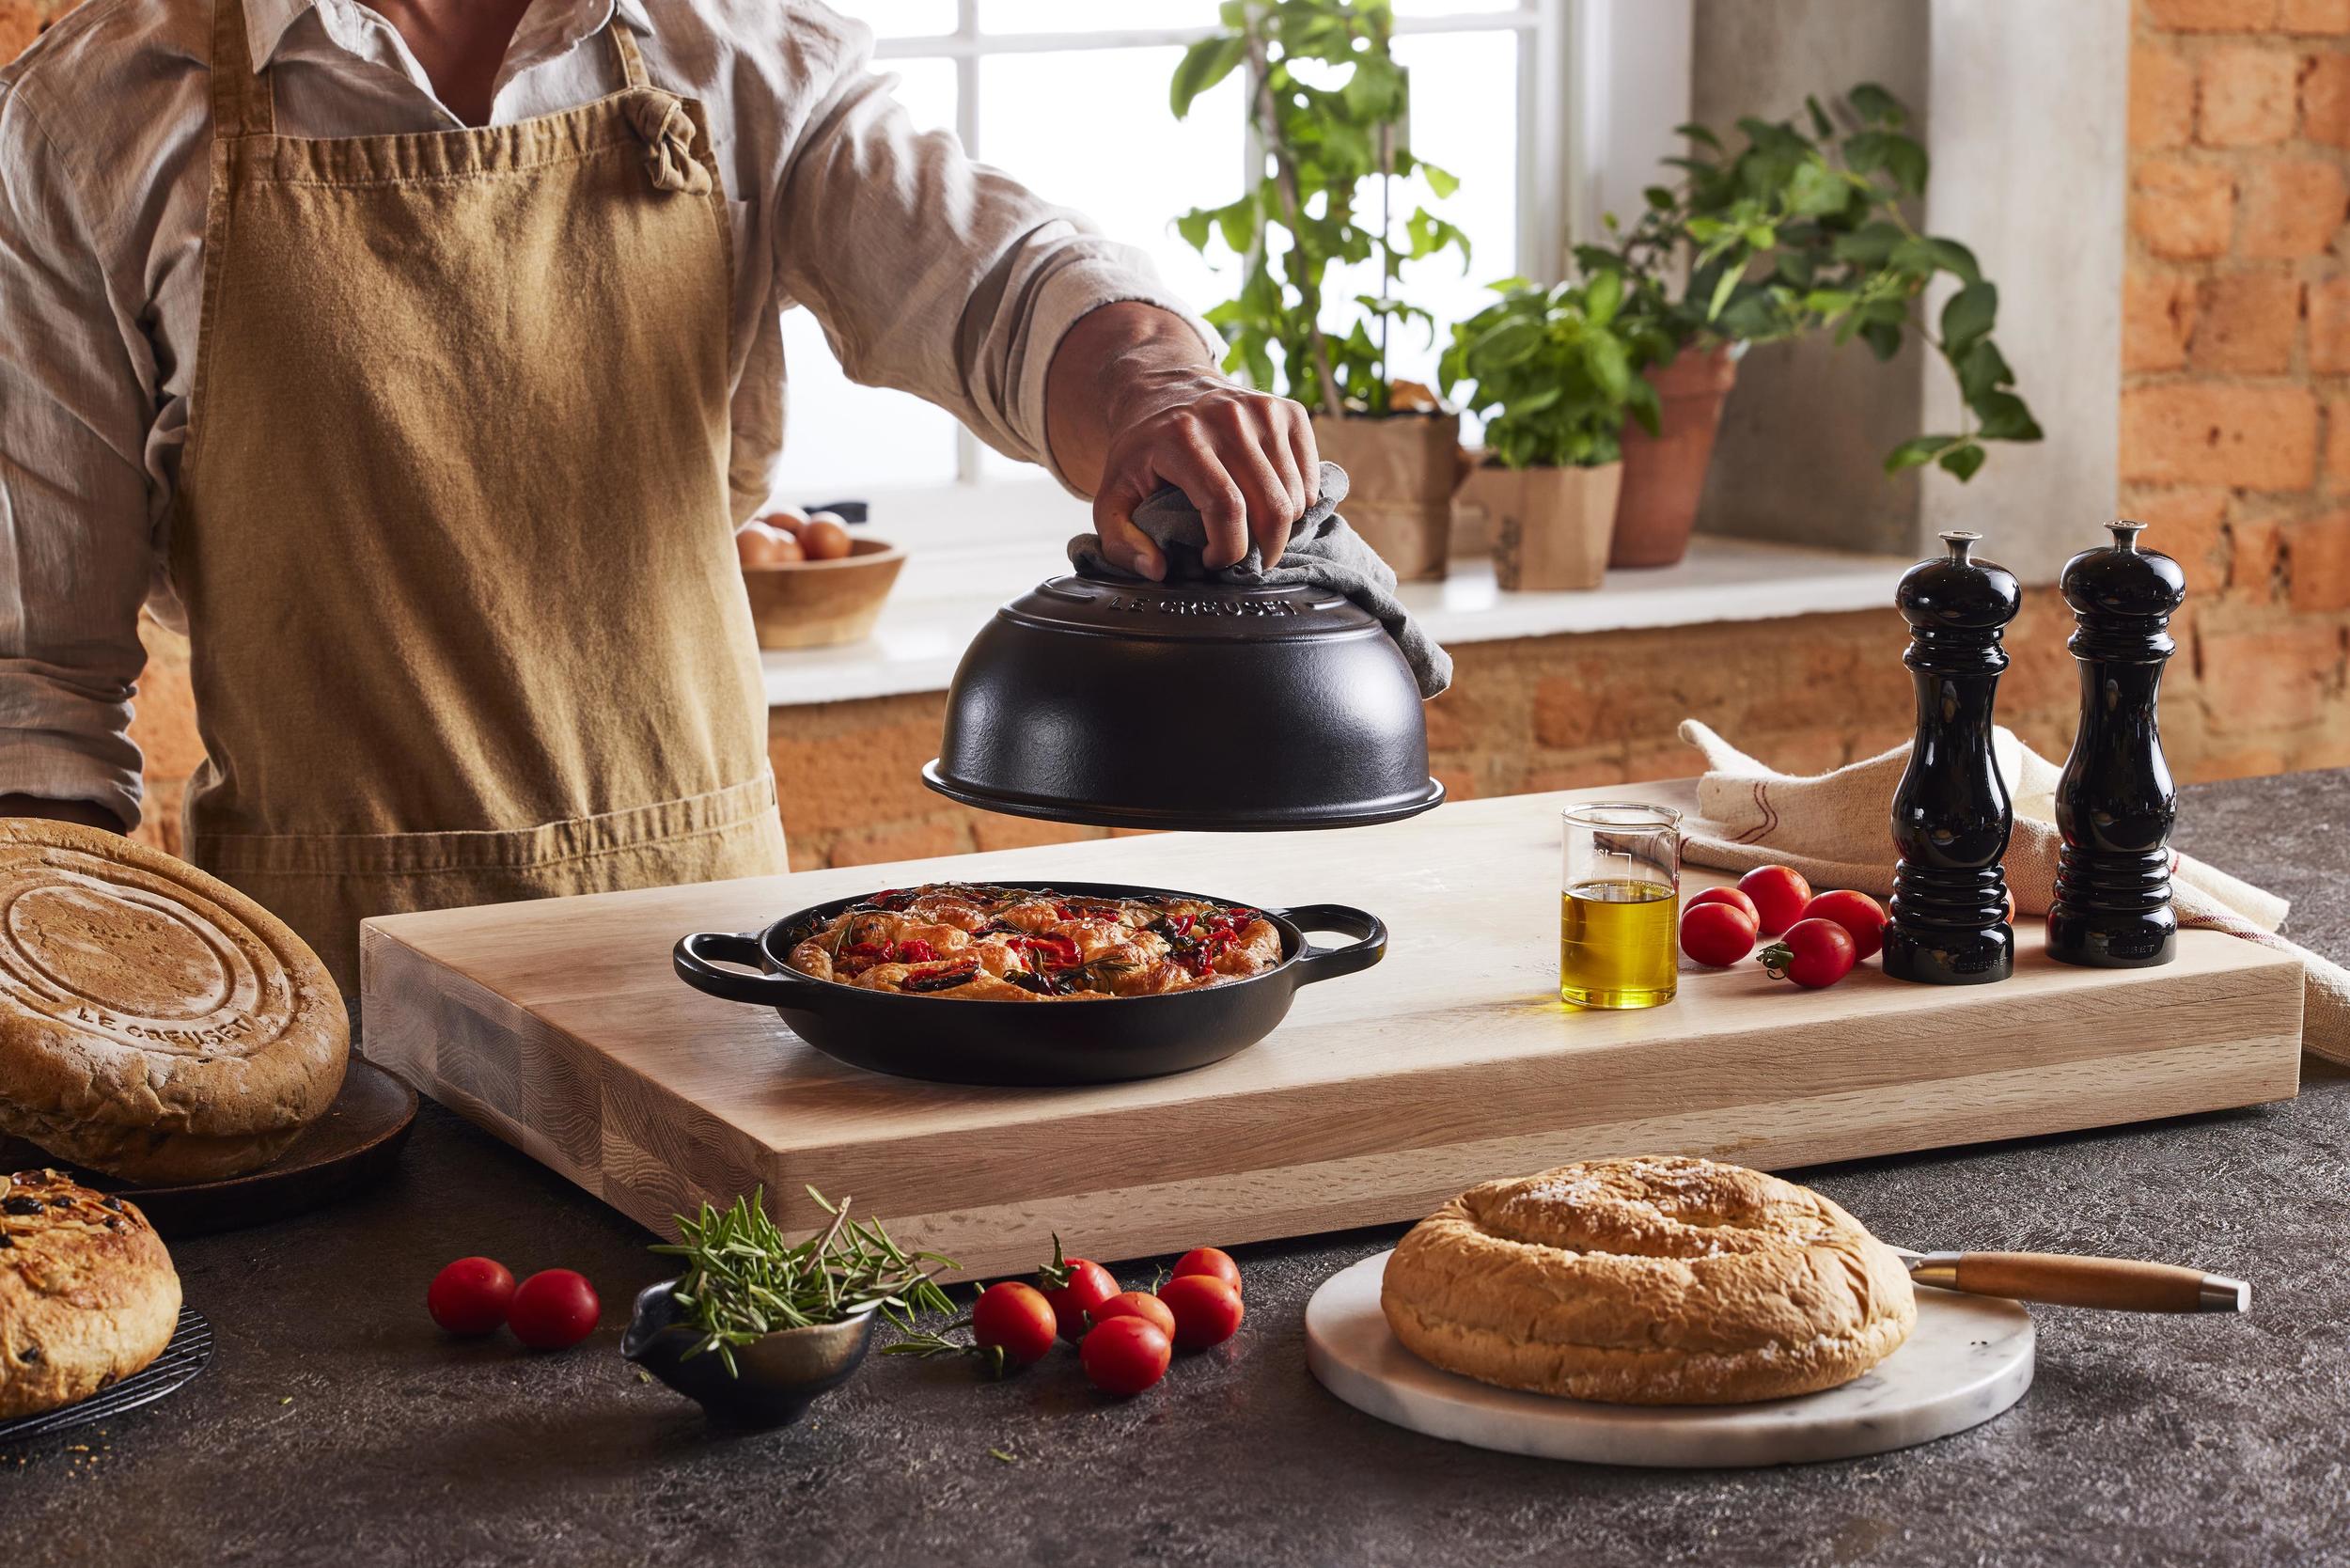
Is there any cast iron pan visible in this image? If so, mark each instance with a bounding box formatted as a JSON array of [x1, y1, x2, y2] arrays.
[[673, 879, 1385, 1086]]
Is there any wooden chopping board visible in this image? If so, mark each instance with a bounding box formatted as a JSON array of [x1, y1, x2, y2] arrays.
[[359, 783, 2303, 1278]]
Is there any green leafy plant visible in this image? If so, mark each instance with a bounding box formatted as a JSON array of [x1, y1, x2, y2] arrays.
[[1437, 273, 1657, 469], [1577, 82, 2040, 482], [1169, 0, 1469, 417], [650, 1186, 957, 1376]]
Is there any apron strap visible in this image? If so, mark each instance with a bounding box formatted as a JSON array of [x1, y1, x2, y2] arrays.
[[607, 18, 653, 91], [210, 0, 276, 139]]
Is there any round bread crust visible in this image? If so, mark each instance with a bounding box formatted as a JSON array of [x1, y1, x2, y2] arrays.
[[0, 821, 348, 1183], [1381, 1156, 1917, 1405], [0, 1168, 181, 1419]]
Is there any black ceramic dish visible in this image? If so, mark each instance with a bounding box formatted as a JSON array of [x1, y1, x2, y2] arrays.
[[621, 1278, 874, 1430], [672, 879, 1386, 1086], [925, 568, 1442, 831]]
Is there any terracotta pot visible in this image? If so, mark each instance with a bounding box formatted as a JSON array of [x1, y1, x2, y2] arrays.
[[1311, 410, 1464, 582], [1459, 460, 1622, 592], [1610, 344, 1741, 570]]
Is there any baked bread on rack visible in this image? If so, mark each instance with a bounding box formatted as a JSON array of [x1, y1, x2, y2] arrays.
[[0, 1168, 181, 1419]]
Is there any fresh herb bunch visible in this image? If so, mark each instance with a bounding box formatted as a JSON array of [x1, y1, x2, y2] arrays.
[[1437, 273, 1658, 470], [1169, 0, 1469, 417], [1578, 82, 2040, 482], [650, 1186, 958, 1376]]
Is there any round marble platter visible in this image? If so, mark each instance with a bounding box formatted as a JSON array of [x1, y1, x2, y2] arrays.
[[1306, 1250, 2034, 1468]]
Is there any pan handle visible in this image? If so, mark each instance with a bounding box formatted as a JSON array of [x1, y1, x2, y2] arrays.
[[1276, 904, 1387, 987], [674, 931, 820, 1008]]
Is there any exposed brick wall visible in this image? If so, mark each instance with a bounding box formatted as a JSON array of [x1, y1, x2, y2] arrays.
[[2125, 0, 2350, 778], [22, 0, 2345, 872]]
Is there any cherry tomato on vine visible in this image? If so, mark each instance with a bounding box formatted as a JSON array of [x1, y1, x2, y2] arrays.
[[972, 1281, 1058, 1367], [1090, 1290, 1177, 1341], [1679, 902, 1759, 967], [1158, 1274, 1246, 1350], [427, 1256, 516, 1337], [508, 1269, 600, 1351], [1738, 866, 1813, 936], [1037, 1234, 1119, 1342], [1080, 1316, 1172, 1396], [1170, 1247, 1244, 1296], [1759, 917, 1858, 990], [1684, 886, 1759, 925], [1800, 889, 1888, 962]]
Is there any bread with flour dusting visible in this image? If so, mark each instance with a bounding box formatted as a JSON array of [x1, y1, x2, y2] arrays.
[[1381, 1155, 1916, 1404]]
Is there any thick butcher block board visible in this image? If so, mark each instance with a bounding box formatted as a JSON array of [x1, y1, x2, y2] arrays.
[[360, 784, 2303, 1278]]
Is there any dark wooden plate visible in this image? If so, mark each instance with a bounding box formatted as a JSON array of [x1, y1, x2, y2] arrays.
[[0, 1058, 416, 1237], [0, 1306, 214, 1445]]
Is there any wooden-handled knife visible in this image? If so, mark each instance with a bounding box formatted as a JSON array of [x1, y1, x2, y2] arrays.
[[1893, 1247, 2250, 1313]]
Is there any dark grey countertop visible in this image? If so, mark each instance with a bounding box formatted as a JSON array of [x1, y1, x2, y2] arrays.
[[7, 772, 2349, 1568]]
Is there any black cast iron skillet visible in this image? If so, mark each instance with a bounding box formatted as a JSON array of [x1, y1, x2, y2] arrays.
[[673, 880, 1386, 1086]]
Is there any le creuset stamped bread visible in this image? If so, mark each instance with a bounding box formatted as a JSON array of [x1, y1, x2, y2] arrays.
[[1381, 1156, 1917, 1405], [0, 821, 348, 1183], [0, 1168, 181, 1419]]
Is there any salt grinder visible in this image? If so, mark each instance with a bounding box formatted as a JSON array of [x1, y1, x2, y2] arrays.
[[2047, 520, 2187, 968], [1884, 531, 2022, 986]]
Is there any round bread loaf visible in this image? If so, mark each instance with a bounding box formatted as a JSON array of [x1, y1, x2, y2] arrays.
[[0, 821, 348, 1183], [0, 1168, 181, 1419], [1382, 1155, 1916, 1405]]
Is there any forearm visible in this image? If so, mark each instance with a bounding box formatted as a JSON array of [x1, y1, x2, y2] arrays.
[[0, 794, 125, 832], [1043, 302, 1219, 497]]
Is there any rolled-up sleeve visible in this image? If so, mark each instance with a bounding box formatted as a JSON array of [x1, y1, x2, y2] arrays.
[[0, 80, 155, 828], [770, 12, 1222, 491]]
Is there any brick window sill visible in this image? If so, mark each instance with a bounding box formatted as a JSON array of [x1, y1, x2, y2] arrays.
[[760, 479, 1909, 711]]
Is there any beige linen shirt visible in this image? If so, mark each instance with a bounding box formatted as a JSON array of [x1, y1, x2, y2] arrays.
[[0, 0, 1214, 828]]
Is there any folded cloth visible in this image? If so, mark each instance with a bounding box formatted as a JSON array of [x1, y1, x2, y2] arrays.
[[1676, 718, 2348, 1063], [1068, 462, 1453, 698]]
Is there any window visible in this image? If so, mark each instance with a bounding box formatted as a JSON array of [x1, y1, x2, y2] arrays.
[[773, 1, 1570, 500]]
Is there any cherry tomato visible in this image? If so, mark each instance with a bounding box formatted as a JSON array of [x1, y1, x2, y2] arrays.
[[1759, 917, 1858, 989], [1684, 886, 1759, 924], [1090, 1290, 1177, 1341], [1801, 889, 1888, 962], [507, 1268, 600, 1351], [1679, 902, 1758, 967], [969, 1281, 1058, 1367], [1037, 1236, 1119, 1342], [1170, 1247, 1244, 1296], [426, 1256, 515, 1337], [1738, 865, 1814, 937], [1079, 1316, 1171, 1396], [1158, 1274, 1245, 1350]]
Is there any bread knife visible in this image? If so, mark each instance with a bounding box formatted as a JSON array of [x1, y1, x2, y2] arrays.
[[1892, 1247, 2249, 1313]]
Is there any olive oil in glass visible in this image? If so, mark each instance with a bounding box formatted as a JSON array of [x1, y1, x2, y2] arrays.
[[1559, 804, 1682, 1010]]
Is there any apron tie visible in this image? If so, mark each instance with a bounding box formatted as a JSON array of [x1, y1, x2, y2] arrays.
[[626, 91, 713, 195]]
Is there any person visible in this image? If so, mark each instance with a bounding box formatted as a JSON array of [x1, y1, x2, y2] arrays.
[[0, 0, 1318, 989]]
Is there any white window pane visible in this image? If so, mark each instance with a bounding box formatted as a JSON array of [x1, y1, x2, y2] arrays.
[[976, 43, 1246, 477], [772, 57, 963, 499], [980, 1, 1221, 31], [834, 1, 960, 39], [1392, 0, 1528, 15]]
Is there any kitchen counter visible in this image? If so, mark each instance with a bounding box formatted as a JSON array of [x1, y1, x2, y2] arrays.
[[7, 771, 2349, 1568]]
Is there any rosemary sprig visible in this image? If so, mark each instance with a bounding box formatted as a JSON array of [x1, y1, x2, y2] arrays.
[[649, 1185, 959, 1378]]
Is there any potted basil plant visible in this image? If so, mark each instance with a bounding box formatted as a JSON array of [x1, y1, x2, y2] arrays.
[[1170, 0, 1471, 580], [1583, 82, 2041, 568], [1438, 274, 1655, 592]]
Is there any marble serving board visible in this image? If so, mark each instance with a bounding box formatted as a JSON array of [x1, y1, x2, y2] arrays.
[[359, 781, 2304, 1279], [1306, 1250, 2035, 1467]]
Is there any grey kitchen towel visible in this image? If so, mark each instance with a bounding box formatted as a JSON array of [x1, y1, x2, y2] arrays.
[[1067, 462, 1453, 698]]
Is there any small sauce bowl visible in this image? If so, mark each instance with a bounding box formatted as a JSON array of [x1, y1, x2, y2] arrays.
[[621, 1278, 876, 1429]]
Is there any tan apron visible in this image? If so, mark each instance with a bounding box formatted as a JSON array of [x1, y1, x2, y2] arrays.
[[174, 0, 787, 993]]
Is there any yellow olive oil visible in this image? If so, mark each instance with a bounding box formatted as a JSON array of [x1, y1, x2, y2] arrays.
[[1559, 878, 1679, 1010]]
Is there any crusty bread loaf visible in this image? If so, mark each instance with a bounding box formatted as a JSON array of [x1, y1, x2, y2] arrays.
[[1382, 1155, 1916, 1405], [0, 821, 347, 1183], [0, 1168, 181, 1419]]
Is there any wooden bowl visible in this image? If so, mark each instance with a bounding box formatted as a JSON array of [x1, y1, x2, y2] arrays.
[[742, 537, 905, 650]]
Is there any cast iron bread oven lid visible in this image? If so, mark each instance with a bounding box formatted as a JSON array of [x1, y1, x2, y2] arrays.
[[924, 568, 1444, 830], [0, 821, 349, 1184]]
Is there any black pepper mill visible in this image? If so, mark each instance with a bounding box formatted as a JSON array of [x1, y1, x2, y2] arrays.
[[2047, 520, 2187, 968], [1884, 531, 2022, 985]]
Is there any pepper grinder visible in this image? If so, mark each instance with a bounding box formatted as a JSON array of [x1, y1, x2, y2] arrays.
[[2047, 520, 2187, 968], [1884, 531, 2022, 985]]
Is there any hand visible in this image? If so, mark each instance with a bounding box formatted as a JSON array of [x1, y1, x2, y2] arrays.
[[1045, 303, 1319, 581]]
